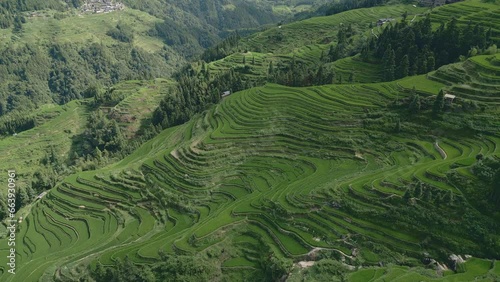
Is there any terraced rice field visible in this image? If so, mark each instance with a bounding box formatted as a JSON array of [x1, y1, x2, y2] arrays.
[[2, 66, 499, 279], [204, 4, 428, 83], [346, 258, 497, 281], [429, 53, 500, 107], [0, 79, 171, 228], [242, 4, 427, 54], [431, 0, 500, 42], [0, 101, 87, 191], [330, 55, 383, 83]]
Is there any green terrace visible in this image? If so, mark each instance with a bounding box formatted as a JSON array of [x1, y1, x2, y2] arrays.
[[2, 72, 499, 279]]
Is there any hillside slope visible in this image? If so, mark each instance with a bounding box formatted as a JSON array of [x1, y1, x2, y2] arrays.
[[0, 0, 325, 118], [1, 53, 499, 280], [1, 0, 500, 281]]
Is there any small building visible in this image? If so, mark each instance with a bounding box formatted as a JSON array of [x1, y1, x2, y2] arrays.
[[36, 191, 47, 200], [377, 18, 393, 26], [221, 91, 231, 98], [444, 93, 456, 103], [444, 93, 456, 106]]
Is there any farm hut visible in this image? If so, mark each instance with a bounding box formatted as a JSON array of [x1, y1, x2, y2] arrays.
[[222, 90, 232, 98], [444, 93, 456, 104], [377, 18, 394, 26]]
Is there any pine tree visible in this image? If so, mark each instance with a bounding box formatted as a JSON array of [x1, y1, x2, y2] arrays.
[[426, 54, 435, 72], [328, 45, 342, 62], [268, 61, 274, 75], [13, 15, 23, 33], [395, 118, 401, 133], [382, 46, 395, 81], [443, 190, 454, 206], [315, 65, 324, 85], [432, 89, 445, 117], [414, 182, 423, 198], [387, 48, 395, 81], [95, 147, 103, 161], [15, 188, 28, 212], [409, 93, 421, 115], [418, 54, 427, 74], [328, 45, 335, 61], [400, 55, 409, 78], [403, 189, 411, 202], [422, 187, 433, 202], [491, 171, 500, 205], [361, 44, 370, 61]]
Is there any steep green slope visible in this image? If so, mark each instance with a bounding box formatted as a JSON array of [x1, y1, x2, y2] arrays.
[[0, 7, 180, 116], [0, 0, 325, 118], [1, 0, 500, 281], [0, 79, 172, 197], [200, 4, 428, 89], [2, 55, 499, 279], [241, 4, 425, 54]]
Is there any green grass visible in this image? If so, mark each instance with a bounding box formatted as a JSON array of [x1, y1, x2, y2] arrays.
[[0, 100, 86, 191], [348, 258, 497, 282], [397, 74, 447, 95], [3, 76, 498, 280], [0, 78, 172, 227], [1, 0, 500, 280], [243, 4, 427, 54], [4, 8, 164, 52]]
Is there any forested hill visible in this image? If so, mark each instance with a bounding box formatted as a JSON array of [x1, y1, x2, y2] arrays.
[[0, 0, 329, 50], [0, 0, 327, 119]]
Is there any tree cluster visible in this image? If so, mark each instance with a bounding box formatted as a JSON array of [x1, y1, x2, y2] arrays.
[[268, 58, 334, 87], [402, 180, 456, 206], [326, 23, 356, 62], [91, 254, 219, 282], [0, 42, 173, 117], [0, 0, 80, 29], [0, 110, 36, 135], [364, 16, 496, 81], [147, 0, 279, 59], [80, 110, 125, 157], [324, 0, 386, 16], [106, 23, 135, 43], [200, 32, 241, 62], [91, 86, 126, 107], [472, 157, 500, 208], [152, 66, 255, 129]]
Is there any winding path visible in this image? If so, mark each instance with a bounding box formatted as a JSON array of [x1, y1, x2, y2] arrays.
[[434, 141, 447, 160]]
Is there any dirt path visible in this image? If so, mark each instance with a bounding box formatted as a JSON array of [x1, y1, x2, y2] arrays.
[[434, 141, 447, 160], [308, 247, 354, 260]]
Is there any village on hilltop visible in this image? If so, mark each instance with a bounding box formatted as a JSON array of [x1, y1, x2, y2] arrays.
[[80, 0, 125, 14]]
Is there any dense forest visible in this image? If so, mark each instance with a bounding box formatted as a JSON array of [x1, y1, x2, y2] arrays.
[[364, 15, 497, 81], [268, 59, 335, 87], [325, 0, 387, 16], [0, 42, 172, 129], [0, 0, 82, 28]]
